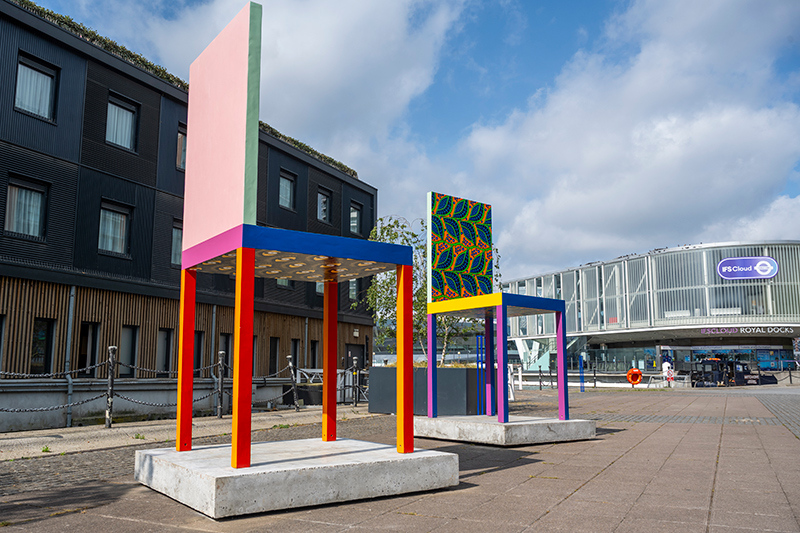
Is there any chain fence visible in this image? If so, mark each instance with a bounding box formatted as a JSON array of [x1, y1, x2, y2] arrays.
[[115, 390, 217, 408], [0, 361, 106, 379], [0, 350, 371, 425], [117, 360, 179, 376], [0, 393, 108, 413]]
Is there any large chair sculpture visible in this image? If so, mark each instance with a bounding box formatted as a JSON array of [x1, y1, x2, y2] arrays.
[[136, 5, 458, 518], [424, 191, 571, 424], [173, 2, 416, 465]]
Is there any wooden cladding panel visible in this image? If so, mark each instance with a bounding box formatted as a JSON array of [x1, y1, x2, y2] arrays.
[[0, 278, 71, 374], [0, 277, 372, 378], [73, 286, 179, 378]]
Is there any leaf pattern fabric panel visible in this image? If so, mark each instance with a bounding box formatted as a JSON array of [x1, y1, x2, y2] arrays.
[[429, 192, 493, 302]]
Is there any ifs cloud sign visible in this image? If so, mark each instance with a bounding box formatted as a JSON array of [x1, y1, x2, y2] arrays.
[[717, 256, 779, 280]]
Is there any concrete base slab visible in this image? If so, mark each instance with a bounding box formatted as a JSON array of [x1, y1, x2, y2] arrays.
[[414, 415, 596, 446], [135, 438, 459, 518]]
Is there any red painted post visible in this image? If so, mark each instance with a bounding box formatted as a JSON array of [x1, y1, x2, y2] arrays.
[[176, 268, 196, 451], [231, 247, 254, 468], [322, 280, 338, 441]]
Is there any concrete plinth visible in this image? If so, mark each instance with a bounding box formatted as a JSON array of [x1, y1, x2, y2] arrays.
[[135, 438, 459, 518], [415, 415, 596, 446]]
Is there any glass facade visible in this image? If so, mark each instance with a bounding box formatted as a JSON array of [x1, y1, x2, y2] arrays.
[[506, 242, 800, 335], [506, 242, 800, 371]]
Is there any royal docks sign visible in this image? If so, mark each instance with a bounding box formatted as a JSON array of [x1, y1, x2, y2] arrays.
[[717, 256, 778, 280], [700, 327, 795, 335]]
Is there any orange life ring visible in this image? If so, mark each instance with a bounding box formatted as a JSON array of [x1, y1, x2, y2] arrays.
[[627, 368, 643, 385]]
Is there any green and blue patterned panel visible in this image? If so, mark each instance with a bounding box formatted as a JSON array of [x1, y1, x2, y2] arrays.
[[427, 191, 493, 302]]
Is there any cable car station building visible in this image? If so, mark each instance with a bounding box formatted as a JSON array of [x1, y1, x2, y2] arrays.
[[505, 242, 800, 373]]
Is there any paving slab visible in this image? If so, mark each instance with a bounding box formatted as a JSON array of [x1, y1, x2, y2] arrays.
[[2, 386, 800, 531]]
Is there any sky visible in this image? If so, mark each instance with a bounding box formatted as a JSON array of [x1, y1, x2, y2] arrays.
[[34, 0, 800, 280]]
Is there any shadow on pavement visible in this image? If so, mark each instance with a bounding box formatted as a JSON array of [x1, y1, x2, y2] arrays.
[[0, 480, 137, 528]]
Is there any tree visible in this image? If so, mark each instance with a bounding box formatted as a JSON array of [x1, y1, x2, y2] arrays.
[[362, 216, 501, 364]]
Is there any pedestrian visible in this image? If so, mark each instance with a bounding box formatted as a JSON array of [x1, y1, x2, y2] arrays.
[[662, 359, 673, 387]]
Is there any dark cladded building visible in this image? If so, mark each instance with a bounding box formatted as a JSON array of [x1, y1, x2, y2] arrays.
[[0, 0, 375, 426]]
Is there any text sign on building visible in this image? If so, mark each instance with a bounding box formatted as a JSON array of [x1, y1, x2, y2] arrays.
[[717, 256, 778, 280]]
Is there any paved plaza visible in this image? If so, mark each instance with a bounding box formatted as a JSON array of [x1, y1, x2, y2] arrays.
[[2, 385, 800, 532]]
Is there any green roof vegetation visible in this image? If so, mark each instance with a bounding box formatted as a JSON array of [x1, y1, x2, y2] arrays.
[[258, 122, 357, 178], [10, 0, 358, 179]]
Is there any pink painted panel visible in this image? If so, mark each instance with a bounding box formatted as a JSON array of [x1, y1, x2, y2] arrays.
[[182, 225, 244, 268], [183, 3, 255, 251]]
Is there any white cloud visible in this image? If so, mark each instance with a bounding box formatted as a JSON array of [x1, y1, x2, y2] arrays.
[[702, 194, 800, 242], [58, 0, 468, 227], [459, 0, 800, 279], [55, 0, 465, 165], [147, 0, 465, 145]]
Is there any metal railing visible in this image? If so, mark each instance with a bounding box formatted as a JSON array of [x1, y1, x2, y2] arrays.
[[0, 347, 299, 428], [1, 347, 377, 427]]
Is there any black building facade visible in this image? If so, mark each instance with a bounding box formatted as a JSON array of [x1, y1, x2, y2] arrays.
[[0, 0, 376, 395]]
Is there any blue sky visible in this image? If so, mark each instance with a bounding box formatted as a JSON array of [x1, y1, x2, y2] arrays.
[[31, 0, 800, 279], [407, 2, 615, 151]]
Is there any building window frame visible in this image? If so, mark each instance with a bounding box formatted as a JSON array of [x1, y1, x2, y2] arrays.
[[317, 188, 331, 224], [350, 202, 362, 236], [309, 339, 318, 369], [176, 124, 187, 171], [30, 317, 54, 375], [77, 322, 100, 378], [193, 331, 204, 378], [156, 328, 173, 378], [349, 278, 358, 301], [291, 338, 300, 370], [279, 171, 296, 211], [4, 176, 48, 241], [0, 315, 5, 375], [219, 333, 233, 378], [118, 325, 138, 378], [14, 53, 58, 122], [171, 220, 183, 267], [105, 94, 139, 152], [269, 336, 280, 376], [98, 200, 132, 257]]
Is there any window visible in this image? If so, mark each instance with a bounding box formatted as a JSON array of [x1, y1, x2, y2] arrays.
[[269, 336, 280, 376], [118, 325, 138, 378], [279, 172, 295, 209], [291, 339, 300, 372], [5, 179, 46, 239], [317, 189, 331, 223], [176, 126, 187, 170], [77, 322, 99, 378], [30, 318, 54, 375], [349, 279, 358, 300], [193, 331, 204, 377], [310, 340, 318, 368], [171, 221, 183, 266], [219, 333, 233, 377], [15, 56, 56, 121], [277, 278, 293, 289], [316, 282, 324, 295], [0, 315, 5, 374], [350, 203, 361, 235], [156, 328, 173, 377], [106, 96, 137, 150], [253, 335, 258, 375], [98, 201, 130, 255]]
